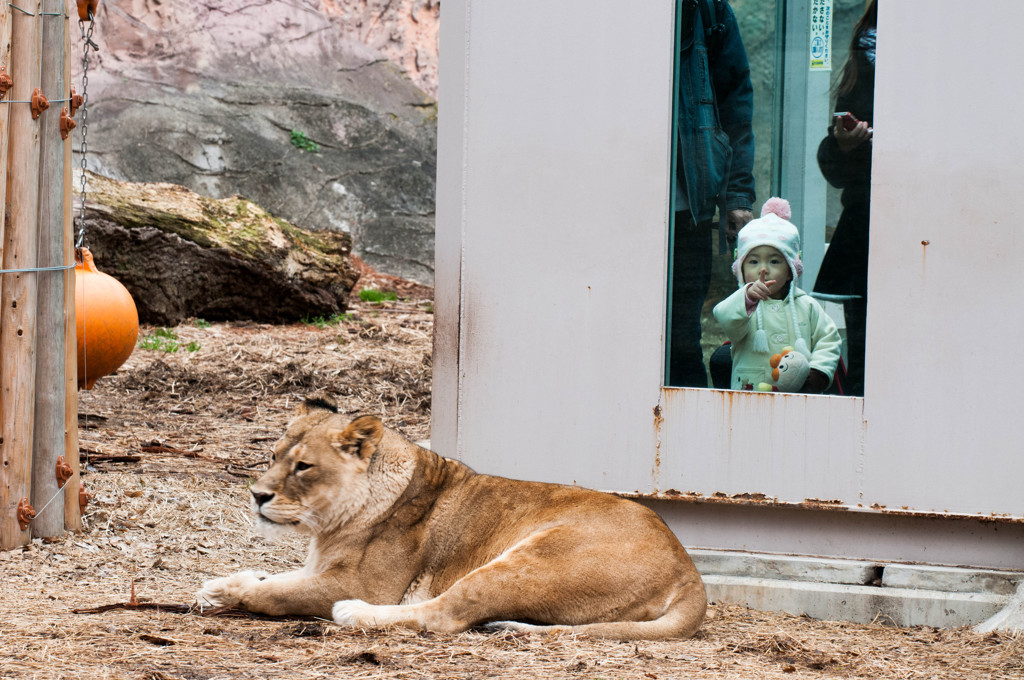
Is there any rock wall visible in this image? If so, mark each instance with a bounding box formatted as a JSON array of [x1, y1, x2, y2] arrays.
[[320, 0, 440, 99], [72, 0, 438, 284]]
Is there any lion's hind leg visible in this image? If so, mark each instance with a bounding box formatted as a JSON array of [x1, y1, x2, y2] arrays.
[[481, 585, 707, 640], [332, 524, 705, 639]]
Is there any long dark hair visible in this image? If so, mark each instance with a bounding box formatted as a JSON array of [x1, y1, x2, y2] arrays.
[[835, 0, 877, 97]]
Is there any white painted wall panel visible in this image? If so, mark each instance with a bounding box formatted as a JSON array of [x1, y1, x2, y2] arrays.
[[435, 0, 677, 491], [430, 0, 469, 459], [860, 0, 1024, 517]]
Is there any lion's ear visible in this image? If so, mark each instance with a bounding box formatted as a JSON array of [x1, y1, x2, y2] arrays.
[[333, 416, 384, 460]]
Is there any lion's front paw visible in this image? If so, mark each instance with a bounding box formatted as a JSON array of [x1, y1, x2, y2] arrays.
[[196, 570, 270, 609], [333, 599, 382, 627]]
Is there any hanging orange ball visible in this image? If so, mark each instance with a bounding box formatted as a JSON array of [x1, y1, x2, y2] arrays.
[[75, 247, 139, 390]]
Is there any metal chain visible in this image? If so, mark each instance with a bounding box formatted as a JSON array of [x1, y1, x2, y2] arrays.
[[74, 6, 100, 480], [75, 12, 96, 249]]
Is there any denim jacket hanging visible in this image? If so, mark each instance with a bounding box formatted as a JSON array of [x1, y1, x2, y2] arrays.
[[675, 0, 755, 235]]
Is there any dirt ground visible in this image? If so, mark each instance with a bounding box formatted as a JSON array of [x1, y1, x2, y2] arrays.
[[1, 272, 1021, 679]]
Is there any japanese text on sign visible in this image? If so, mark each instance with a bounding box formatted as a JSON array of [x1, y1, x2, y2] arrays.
[[809, 0, 833, 70]]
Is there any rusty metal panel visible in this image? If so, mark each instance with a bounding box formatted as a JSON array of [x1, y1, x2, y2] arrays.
[[635, 499, 1024, 571], [656, 389, 866, 507]]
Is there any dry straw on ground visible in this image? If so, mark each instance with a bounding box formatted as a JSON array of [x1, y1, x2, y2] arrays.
[[1, 277, 1020, 679]]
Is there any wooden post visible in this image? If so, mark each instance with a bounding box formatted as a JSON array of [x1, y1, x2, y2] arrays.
[[0, 0, 11, 322], [1, 0, 44, 548], [31, 0, 71, 538], [0, 0, 11, 548], [62, 6, 79, 533], [0, 0, 43, 550], [0, 0, 10, 259]]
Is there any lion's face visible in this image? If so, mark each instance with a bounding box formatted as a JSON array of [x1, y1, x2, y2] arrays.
[[249, 402, 383, 536]]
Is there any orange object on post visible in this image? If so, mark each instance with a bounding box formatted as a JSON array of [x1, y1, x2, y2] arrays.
[[79, 483, 90, 515], [75, 247, 139, 390], [31, 87, 49, 119], [0, 66, 12, 98], [69, 87, 83, 116], [60, 107, 76, 139], [77, 0, 99, 21], [56, 456, 74, 487], [17, 499, 36, 531]]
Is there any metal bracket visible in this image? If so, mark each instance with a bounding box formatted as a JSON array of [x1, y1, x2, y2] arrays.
[[31, 88, 49, 119], [17, 498, 36, 530], [69, 87, 82, 117], [0, 66, 11, 98], [79, 482, 90, 515], [59, 107, 76, 140], [56, 455, 74, 487]]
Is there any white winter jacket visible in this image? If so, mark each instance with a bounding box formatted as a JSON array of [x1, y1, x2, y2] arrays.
[[713, 285, 842, 390]]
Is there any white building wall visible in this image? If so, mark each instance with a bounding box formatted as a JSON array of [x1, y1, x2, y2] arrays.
[[862, 2, 1022, 517], [432, 0, 1024, 568], [433, 0, 674, 491]]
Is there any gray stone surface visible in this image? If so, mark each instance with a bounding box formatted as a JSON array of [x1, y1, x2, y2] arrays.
[[883, 563, 1023, 595], [694, 550, 1024, 628], [975, 583, 1024, 634], [690, 549, 880, 585], [320, 0, 440, 98], [74, 0, 437, 285], [704, 575, 1008, 628]]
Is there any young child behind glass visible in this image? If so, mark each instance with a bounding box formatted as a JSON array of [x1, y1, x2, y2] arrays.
[[712, 198, 841, 393]]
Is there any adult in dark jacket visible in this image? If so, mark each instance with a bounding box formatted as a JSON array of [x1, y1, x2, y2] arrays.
[[668, 0, 755, 387], [814, 0, 876, 396]]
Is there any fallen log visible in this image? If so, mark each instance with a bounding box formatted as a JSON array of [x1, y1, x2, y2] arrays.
[[78, 171, 360, 325]]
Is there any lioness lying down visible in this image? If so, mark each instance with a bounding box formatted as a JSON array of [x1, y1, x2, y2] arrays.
[[196, 398, 706, 640]]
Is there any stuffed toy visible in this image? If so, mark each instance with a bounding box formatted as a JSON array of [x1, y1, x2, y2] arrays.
[[769, 347, 810, 392]]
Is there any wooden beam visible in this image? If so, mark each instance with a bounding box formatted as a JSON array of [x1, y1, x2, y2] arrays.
[[0, 0, 43, 550], [0, 0, 11, 290], [62, 4, 78, 533], [0, 0, 11, 549], [31, 0, 70, 538]]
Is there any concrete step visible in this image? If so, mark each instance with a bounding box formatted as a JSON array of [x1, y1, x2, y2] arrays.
[[691, 549, 1022, 628], [691, 549, 880, 586], [703, 575, 1007, 628], [882, 563, 1023, 595]]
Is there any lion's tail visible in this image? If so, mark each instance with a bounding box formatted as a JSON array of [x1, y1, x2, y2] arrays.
[[485, 581, 707, 641]]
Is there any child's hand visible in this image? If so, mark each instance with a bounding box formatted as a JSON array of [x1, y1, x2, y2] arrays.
[[746, 271, 776, 302], [800, 369, 829, 394]]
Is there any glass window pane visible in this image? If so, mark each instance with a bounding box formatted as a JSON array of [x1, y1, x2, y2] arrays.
[[666, 0, 874, 397]]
